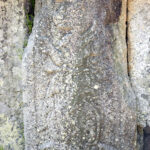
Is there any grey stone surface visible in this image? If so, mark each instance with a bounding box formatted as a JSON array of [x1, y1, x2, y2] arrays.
[[2, 0, 150, 149], [0, 0, 26, 149], [128, 0, 150, 127], [128, 0, 150, 149], [23, 0, 137, 149]]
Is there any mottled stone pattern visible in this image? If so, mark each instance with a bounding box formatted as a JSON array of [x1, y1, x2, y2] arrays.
[[128, 0, 150, 127], [0, 0, 25, 149], [23, 0, 136, 150], [128, 0, 150, 149]]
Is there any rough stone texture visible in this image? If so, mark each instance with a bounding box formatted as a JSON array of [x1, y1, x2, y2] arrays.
[[128, 0, 150, 149], [128, 0, 150, 127], [23, 0, 137, 150], [0, 0, 25, 149]]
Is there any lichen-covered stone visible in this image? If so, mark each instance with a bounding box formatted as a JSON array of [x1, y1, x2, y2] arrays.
[[0, 114, 23, 150], [128, 0, 150, 149], [0, 0, 26, 149], [128, 0, 150, 127], [23, 0, 136, 149]]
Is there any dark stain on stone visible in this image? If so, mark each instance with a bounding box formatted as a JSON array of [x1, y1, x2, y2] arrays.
[[143, 125, 150, 150], [141, 94, 149, 100], [24, 0, 35, 16], [104, 0, 122, 25], [1, 52, 8, 61], [137, 125, 144, 149]]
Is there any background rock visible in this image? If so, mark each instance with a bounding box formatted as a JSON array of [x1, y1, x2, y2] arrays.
[[128, 0, 150, 149], [0, 0, 26, 149], [128, 0, 150, 127]]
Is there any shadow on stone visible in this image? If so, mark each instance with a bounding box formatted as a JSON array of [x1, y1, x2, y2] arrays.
[[143, 125, 150, 150]]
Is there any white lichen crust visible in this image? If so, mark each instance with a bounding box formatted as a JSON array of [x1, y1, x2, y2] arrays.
[[0, 0, 26, 149]]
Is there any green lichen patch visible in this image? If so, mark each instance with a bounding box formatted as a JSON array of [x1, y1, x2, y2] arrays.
[[0, 145, 4, 150], [23, 39, 28, 48], [16, 48, 24, 60]]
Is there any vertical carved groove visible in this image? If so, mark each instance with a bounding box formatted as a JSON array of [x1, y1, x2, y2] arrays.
[[126, 0, 130, 78], [126, 1, 140, 149]]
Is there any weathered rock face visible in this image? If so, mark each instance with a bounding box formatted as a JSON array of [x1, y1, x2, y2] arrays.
[[23, 0, 137, 149], [1, 0, 150, 149], [128, 0, 150, 149], [0, 0, 25, 149], [128, 0, 150, 128]]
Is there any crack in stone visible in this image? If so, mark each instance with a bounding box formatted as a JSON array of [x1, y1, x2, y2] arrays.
[[126, 0, 130, 78]]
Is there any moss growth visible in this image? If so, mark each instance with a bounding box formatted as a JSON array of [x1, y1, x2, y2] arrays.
[[26, 14, 34, 34], [0, 146, 4, 150], [30, 0, 35, 11], [25, 0, 35, 34], [23, 39, 28, 48]]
